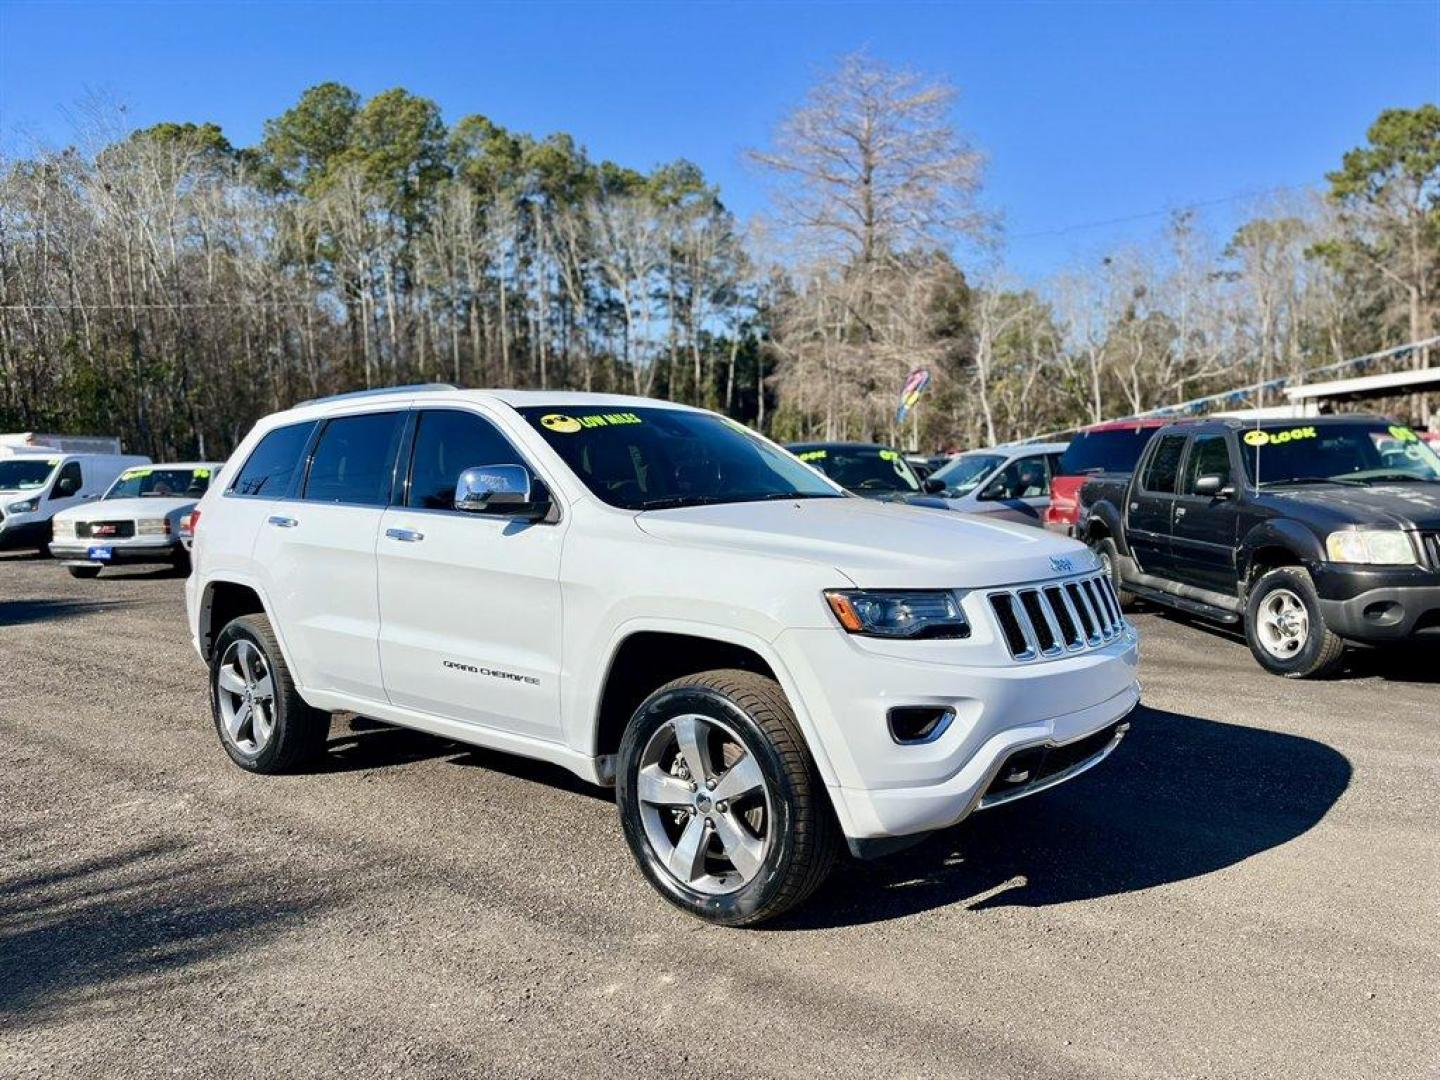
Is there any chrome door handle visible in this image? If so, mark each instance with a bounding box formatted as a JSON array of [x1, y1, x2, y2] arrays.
[[267, 515, 299, 528], [1175, 507, 1187, 518], [385, 527, 424, 543]]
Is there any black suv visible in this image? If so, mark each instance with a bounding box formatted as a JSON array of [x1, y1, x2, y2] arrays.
[[1077, 415, 1440, 677]]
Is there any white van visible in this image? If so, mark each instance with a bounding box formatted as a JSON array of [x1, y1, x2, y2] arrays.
[[0, 452, 151, 553]]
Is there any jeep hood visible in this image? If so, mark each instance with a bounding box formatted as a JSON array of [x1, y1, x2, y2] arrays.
[[633, 497, 1094, 588]]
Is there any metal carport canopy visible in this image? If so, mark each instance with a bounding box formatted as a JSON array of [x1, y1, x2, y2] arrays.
[[1283, 366, 1440, 403]]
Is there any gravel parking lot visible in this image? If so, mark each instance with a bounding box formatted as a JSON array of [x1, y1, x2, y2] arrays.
[[1, 552, 1436, 1080]]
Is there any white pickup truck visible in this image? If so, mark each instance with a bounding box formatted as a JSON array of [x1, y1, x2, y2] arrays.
[[186, 387, 1139, 925]]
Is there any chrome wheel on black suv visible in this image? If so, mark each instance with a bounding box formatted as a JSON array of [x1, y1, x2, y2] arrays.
[[617, 669, 838, 926], [1244, 567, 1345, 679], [210, 613, 331, 772]]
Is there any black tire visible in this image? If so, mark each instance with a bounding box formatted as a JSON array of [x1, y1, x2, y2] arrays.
[[210, 612, 331, 773], [1244, 567, 1345, 678], [67, 565, 101, 579], [616, 669, 839, 927], [1092, 536, 1134, 607]]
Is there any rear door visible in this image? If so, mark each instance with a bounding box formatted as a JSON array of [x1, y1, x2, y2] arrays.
[[1170, 433, 1242, 594], [251, 409, 407, 702], [1125, 433, 1187, 574], [376, 406, 565, 741]]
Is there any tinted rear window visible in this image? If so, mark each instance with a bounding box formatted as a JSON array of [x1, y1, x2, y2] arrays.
[[302, 412, 407, 506], [1057, 428, 1159, 476], [231, 421, 315, 498]]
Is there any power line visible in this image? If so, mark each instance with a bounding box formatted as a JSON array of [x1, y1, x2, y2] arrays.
[[1007, 181, 1321, 242]]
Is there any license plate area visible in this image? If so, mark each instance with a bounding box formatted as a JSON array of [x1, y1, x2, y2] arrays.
[[87, 545, 114, 561]]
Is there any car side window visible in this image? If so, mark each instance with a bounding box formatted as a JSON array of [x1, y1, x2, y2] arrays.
[[1141, 435, 1187, 494], [49, 461, 82, 499], [231, 421, 316, 498], [301, 412, 407, 507], [982, 455, 1050, 500], [1183, 435, 1232, 494], [406, 409, 528, 510]]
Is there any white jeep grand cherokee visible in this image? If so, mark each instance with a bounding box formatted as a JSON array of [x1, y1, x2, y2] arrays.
[[186, 386, 1139, 925]]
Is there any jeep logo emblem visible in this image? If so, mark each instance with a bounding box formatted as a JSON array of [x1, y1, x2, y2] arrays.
[[1049, 556, 1074, 574]]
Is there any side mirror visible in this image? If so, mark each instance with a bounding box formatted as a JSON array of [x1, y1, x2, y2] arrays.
[[1193, 475, 1230, 498], [53, 477, 79, 497], [454, 464, 546, 519], [923, 477, 946, 494]]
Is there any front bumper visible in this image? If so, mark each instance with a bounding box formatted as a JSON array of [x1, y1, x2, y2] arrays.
[[773, 623, 1141, 846], [0, 519, 49, 549], [1312, 563, 1440, 642], [49, 539, 185, 567]]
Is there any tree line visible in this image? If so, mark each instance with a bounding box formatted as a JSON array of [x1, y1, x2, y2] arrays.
[[1, 56, 1436, 461]]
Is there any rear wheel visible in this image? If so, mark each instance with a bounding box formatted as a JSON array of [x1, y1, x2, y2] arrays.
[[1244, 567, 1345, 678], [210, 613, 330, 772], [67, 565, 101, 579], [1092, 536, 1134, 607], [616, 669, 838, 927]]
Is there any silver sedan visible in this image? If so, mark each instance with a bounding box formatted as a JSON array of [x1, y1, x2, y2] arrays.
[[914, 441, 1069, 526]]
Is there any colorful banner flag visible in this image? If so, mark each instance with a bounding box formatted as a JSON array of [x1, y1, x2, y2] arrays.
[[896, 368, 932, 423]]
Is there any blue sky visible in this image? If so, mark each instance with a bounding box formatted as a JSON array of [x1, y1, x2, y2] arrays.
[[1, 0, 1436, 278]]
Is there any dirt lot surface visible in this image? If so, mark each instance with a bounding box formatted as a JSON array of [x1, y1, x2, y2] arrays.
[[1, 552, 1436, 1079]]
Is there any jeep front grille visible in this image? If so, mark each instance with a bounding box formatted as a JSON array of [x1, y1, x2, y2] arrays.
[[988, 571, 1125, 661]]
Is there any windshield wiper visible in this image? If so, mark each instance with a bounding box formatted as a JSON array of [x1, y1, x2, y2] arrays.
[[1259, 476, 1363, 488], [635, 495, 729, 511], [1354, 472, 1436, 484], [748, 491, 842, 501]]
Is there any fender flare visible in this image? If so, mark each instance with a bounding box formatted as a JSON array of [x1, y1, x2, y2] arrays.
[[1083, 499, 1130, 556], [585, 617, 841, 791], [1236, 520, 1324, 591]]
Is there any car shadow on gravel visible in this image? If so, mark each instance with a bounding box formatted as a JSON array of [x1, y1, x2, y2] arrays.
[[771, 704, 1351, 930], [0, 838, 332, 1020], [0, 597, 138, 627]]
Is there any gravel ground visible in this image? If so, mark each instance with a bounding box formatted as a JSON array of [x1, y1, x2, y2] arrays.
[[1, 551, 1437, 1080]]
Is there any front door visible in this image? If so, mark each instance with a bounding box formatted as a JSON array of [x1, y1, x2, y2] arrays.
[[974, 453, 1054, 524], [377, 407, 565, 741], [1125, 433, 1187, 575], [1170, 434, 1241, 595], [252, 409, 407, 703]]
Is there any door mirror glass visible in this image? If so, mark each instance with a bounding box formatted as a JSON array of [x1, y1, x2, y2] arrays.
[[922, 476, 946, 494], [1194, 474, 1228, 497], [454, 464, 543, 517]]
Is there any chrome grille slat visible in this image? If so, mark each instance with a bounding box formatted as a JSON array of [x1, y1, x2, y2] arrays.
[[988, 570, 1128, 662]]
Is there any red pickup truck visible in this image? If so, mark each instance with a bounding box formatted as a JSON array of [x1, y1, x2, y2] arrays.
[[1045, 418, 1170, 534]]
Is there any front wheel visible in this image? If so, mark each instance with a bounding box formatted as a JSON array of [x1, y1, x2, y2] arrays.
[[616, 669, 839, 927], [1092, 536, 1134, 608], [210, 613, 331, 772], [1244, 567, 1345, 678]]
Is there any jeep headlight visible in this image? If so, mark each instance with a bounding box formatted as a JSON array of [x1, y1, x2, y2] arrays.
[[824, 590, 970, 639], [1325, 529, 1416, 566], [137, 518, 170, 536], [7, 497, 39, 514]]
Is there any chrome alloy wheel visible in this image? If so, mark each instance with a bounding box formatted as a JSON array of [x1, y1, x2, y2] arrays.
[[216, 639, 277, 754], [1257, 588, 1309, 660], [636, 713, 773, 896]]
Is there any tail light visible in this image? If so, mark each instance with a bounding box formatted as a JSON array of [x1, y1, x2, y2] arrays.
[[182, 510, 200, 538]]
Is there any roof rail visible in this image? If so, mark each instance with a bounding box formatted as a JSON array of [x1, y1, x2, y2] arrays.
[[293, 383, 456, 409]]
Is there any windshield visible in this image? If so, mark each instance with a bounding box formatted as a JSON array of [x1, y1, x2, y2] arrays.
[[791, 445, 921, 494], [0, 459, 57, 491], [1058, 427, 1159, 476], [1243, 422, 1440, 486], [931, 453, 1005, 497], [105, 466, 214, 500], [517, 406, 843, 510]]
